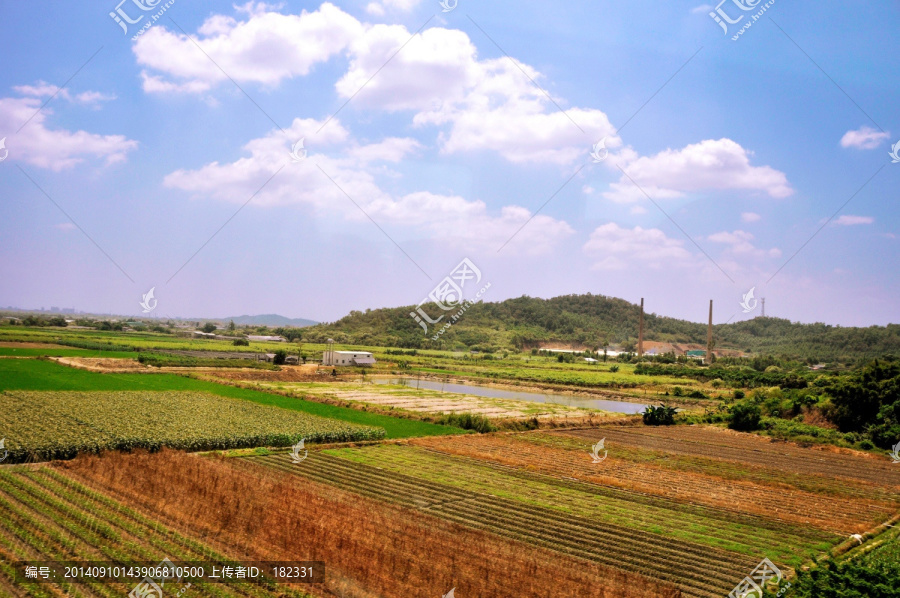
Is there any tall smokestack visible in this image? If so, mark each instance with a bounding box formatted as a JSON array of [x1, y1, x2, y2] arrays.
[[761, 297, 766, 318], [638, 298, 644, 358], [706, 300, 713, 365]]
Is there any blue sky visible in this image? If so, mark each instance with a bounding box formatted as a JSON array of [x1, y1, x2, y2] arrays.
[[0, 0, 897, 327]]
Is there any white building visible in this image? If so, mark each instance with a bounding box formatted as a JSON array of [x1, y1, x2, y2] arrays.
[[323, 350, 376, 366], [247, 335, 286, 342]]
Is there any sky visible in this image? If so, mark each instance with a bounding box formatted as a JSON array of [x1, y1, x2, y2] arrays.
[[0, 0, 898, 327]]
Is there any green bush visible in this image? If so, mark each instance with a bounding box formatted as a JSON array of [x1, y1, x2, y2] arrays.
[[435, 413, 496, 433], [273, 350, 287, 365], [729, 402, 762, 431], [609, 365, 620, 373], [233, 338, 249, 346], [642, 404, 677, 426]]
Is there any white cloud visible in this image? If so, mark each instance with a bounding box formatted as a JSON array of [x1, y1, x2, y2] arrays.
[[834, 215, 874, 226], [337, 24, 619, 164], [0, 96, 137, 170], [692, 5, 714, 14], [708, 229, 781, 258], [366, 0, 421, 14], [13, 81, 116, 106], [583, 223, 693, 270], [604, 138, 792, 203], [54, 222, 76, 231], [163, 118, 572, 254], [741, 212, 761, 223], [135, 3, 363, 93], [840, 126, 889, 150]]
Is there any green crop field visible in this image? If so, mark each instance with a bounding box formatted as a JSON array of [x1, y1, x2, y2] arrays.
[[0, 390, 385, 462], [0, 359, 463, 439]]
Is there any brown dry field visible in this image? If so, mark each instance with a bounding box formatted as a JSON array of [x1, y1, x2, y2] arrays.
[[412, 427, 900, 535], [0, 342, 69, 348], [62, 450, 680, 598]]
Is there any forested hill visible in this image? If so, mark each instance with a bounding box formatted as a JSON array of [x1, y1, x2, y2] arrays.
[[302, 294, 900, 361]]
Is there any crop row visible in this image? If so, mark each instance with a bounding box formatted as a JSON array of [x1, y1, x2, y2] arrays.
[[415, 433, 890, 535], [0, 467, 312, 598], [251, 452, 754, 598], [0, 390, 384, 462], [557, 427, 900, 487], [332, 443, 833, 561]]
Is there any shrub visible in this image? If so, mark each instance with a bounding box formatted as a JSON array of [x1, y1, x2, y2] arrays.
[[435, 413, 496, 433], [273, 350, 287, 365], [733, 390, 745, 400], [233, 338, 249, 346], [642, 404, 677, 426], [858, 439, 875, 450], [201, 322, 217, 333], [609, 365, 620, 373], [729, 402, 762, 431]]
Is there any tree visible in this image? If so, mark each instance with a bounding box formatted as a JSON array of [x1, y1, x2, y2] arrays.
[[273, 350, 287, 365], [729, 403, 761, 431], [227, 320, 236, 333], [642, 404, 676, 426], [201, 322, 217, 334]]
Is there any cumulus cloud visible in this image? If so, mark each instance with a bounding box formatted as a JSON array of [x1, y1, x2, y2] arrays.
[[163, 119, 573, 254], [366, 0, 421, 14], [707, 229, 780, 258], [834, 215, 874, 226], [339, 24, 619, 164], [840, 126, 889, 150], [14, 81, 116, 106], [0, 95, 137, 170], [741, 212, 761, 223], [583, 223, 693, 270], [135, 3, 363, 93], [604, 138, 792, 203]]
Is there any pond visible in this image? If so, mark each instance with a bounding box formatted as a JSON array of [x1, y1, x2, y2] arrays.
[[374, 377, 648, 414]]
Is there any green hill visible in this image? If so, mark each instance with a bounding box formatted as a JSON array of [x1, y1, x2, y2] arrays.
[[301, 294, 900, 361]]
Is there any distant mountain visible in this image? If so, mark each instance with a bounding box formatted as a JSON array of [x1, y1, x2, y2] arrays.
[[223, 314, 318, 327], [301, 293, 900, 360]]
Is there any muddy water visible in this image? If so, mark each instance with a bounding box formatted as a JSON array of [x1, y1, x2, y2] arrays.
[[374, 378, 647, 414]]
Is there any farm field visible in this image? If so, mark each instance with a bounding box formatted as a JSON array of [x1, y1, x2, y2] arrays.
[[0, 359, 463, 439], [0, 390, 384, 463], [54, 450, 679, 598], [0, 465, 317, 598], [233, 425, 900, 597], [230, 380, 602, 420]]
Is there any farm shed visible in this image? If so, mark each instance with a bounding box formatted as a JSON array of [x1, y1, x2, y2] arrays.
[[323, 351, 376, 367]]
